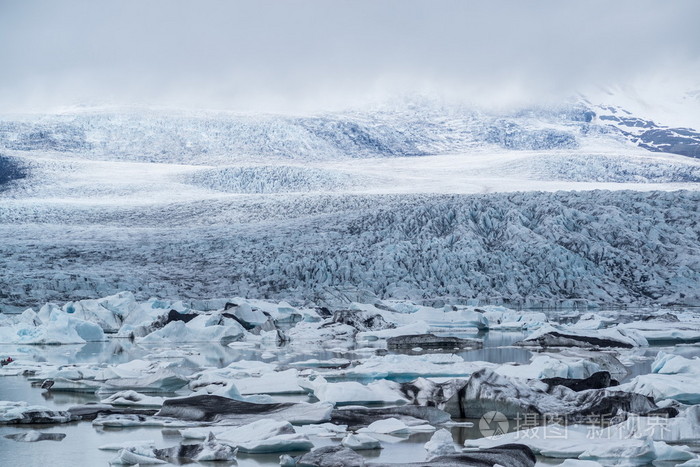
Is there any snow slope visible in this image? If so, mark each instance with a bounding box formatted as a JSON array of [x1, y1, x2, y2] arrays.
[[0, 98, 696, 162], [0, 99, 699, 310]]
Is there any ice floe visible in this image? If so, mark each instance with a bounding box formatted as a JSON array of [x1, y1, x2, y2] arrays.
[[517, 324, 648, 348], [108, 433, 237, 464], [435, 369, 671, 421], [4, 431, 66, 442], [155, 394, 333, 425], [341, 432, 382, 450], [0, 401, 75, 424], [0, 311, 105, 344], [466, 423, 696, 464], [182, 418, 313, 453], [358, 417, 435, 434], [301, 376, 406, 405], [494, 354, 604, 380], [618, 312, 700, 344], [424, 428, 457, 460], [322, 353, 490, 381], [100, 391, 165, 407], [617, 351, 700, 404]]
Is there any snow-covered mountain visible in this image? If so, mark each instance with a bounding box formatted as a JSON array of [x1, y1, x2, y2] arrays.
[[0, 106, 577, 163], [0, 97, 698, 310], [590, 103, 700, 158], [0, 98, 697, 163]]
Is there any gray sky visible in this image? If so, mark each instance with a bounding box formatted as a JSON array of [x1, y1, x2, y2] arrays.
[[1, 0, 699, 112]]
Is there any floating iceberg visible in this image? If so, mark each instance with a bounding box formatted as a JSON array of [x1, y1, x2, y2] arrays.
[[100, 391, 165, 407], [4, 431, 66, 442], [109, 433, 236, 464], [61, 291, 138, 333], [302, 377, 406, 405], [517, 324, 648, 349], [439, 369, 670, 421], [466, 424, 695, 464], [324, 353, 491, 381], [0, 401, 75, 424], [155, 395, 333, 425], [618, 314, 700, 344], [138, 318, 245, 344], [495, 354, 603, 380], [358, 417, 434, 434], [617, 352, 700, 404], [0, 311, 105, 344], [342, 433, 382, 450], [424, 428, 456, 460]]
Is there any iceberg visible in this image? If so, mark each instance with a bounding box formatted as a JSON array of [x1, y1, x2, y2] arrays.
[[495, 354, 603, 380], [109, 447, 167, 465], [302, 376, 407, 405], [109, 433, 237, 464], [358, 417, 434, 434], [466, 424, 695, 464], [517, 324, 648, 348], [138, 318, 245, 344], [324, 353, 492, 380], [440, 369, 671, 422], [342, 433, 382, 450], [483, 308, 549, 331], [181, 419, 314, 453], [100, 391, 165, 407], [601, 407, 700, 443], [101, 370, 189, 394], [61, 291, 138, 333], [424, 428, 456, 460], [617, 352, 700, 404], [190, 363, 303, 395], [156, 394, 333, 425], [234, 368, 305, 395], [357, 321, 431, 341], [331, 405, 451, 431], [4, 431, 66, 442], [236, 433, 313, 454], [618, 314, 700, 344], [0, 401, 75, 424], [99, 440, 157, 451], [0, 311, 105, 344]]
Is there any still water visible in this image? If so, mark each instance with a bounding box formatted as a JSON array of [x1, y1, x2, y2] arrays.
[[0, 316, 698, 466]]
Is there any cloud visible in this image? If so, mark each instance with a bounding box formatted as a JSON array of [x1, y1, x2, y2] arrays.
[[1, 0, 699, 112]]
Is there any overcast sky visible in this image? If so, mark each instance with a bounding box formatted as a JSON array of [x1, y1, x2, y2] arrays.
[[1, 0, 699, 112]]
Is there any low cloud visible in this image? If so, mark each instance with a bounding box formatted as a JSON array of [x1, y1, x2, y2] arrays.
[[1, 0, 699, 112]]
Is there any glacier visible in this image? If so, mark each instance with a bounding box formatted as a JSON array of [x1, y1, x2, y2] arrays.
[[0, 190, 698, 309], [0, 100, 698, 309], [1, 99, 699, 466]]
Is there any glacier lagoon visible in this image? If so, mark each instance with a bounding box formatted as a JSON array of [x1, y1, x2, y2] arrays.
[[0, 102, 699, 466], [1, 295, 700, 466]]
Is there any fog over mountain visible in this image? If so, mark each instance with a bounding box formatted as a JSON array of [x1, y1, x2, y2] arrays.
[[1, 0, 699, 112]]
